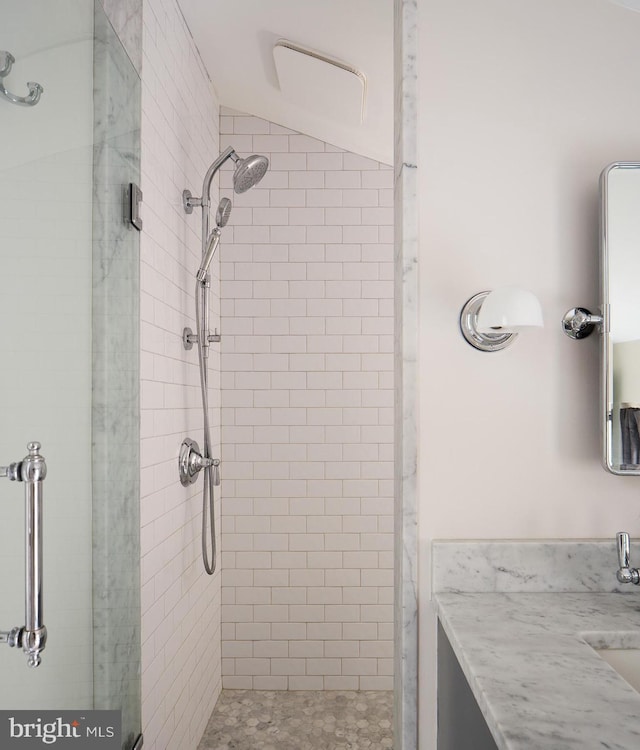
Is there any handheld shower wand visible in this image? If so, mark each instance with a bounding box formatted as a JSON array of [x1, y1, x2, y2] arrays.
[[196, 230, 220, 283], [196, 198, 232, 282]]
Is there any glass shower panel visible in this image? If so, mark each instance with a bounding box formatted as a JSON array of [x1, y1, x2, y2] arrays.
[[0, 2, 141, 747], [0, 0, 95, 708]]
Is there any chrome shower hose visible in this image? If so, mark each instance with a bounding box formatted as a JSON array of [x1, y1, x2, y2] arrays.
[[195, 278, 216, 575]]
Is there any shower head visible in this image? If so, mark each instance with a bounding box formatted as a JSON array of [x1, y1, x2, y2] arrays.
[[186, 146, 270, 215], [216, 197, 232, 228], [232, 154, 269, 194]]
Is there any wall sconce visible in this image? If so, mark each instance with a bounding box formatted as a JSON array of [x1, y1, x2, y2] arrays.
[[460, 287, 544, 352]]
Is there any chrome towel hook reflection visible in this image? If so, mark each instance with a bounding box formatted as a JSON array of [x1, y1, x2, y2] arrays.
[[0, 50, 43, 107]]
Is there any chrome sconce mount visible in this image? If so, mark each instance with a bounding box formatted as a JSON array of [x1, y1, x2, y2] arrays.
[[460, 291, 516, 352], [460, 287, 544, 352], [561, 307, 604, 340]]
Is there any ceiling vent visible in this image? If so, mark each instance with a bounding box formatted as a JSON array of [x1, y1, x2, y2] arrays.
[[273, 40, 366, 126]]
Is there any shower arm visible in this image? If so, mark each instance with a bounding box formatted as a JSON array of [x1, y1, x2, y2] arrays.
[[200, 146, 235, 261], [183, 145, 238, 228], [201, 146, 237, 210]]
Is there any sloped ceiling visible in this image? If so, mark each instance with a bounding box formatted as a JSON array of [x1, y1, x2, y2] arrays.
[[177, 0, 393, 165]]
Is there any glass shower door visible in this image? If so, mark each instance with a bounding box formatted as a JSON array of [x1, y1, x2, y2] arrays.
[[0, 0, 95, 708], [0, 2, 140, 747]]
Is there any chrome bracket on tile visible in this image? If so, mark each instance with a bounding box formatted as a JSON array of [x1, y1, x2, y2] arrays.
[[183, 327, 196, 350], [183, 326, 221, 350], [0, 51, 44, 107], [182, 189, 202, 214]]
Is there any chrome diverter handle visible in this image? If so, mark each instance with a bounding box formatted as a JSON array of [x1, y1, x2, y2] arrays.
[[0, 442, 47, 667]]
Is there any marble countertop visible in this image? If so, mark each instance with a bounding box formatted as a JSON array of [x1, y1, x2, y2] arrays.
[[435, 591, 640, 750]]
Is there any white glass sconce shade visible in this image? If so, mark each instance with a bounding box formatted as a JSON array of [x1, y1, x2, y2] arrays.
[[476, 286, 544, 332], [460, 287, 544, 352]]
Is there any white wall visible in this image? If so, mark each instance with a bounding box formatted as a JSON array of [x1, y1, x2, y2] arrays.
[[219, 109, 395, 690], [177, 0, 394, 165], [417, 0, 640, 747], [140, 0, 221, 747]]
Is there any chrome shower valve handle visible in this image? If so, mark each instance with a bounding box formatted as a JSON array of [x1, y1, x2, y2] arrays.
[[616, 532, 640, 585], [212, 458, 221, 487], [179, 438, 221, 487]]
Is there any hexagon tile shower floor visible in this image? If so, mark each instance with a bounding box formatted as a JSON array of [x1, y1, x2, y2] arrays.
[[197, 690, 393, 749]]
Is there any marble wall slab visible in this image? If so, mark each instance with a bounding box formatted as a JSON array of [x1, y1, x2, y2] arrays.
[[432, 540, 639, 593], [99, 0, 142, 75], [92, 3, 141, 748], [393, 0, 418, 748]]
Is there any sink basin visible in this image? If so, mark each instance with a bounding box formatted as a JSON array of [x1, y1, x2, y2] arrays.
[[593, 648, 640, 693], [581, 632, 640, 695]]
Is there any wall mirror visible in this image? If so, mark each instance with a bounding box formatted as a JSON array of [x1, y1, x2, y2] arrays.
[[601, 162, 640, 474]]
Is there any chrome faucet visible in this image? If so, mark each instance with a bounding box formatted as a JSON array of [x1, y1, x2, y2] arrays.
[[616, 532, 640, 585]]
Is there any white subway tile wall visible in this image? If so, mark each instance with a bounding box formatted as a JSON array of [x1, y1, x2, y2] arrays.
[[141, 1, 222, 747], [220, 109, 394, 691]]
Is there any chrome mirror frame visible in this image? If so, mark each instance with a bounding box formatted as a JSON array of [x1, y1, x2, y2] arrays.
[[562, 162, 640, 474], [600, 163, 640, 475]]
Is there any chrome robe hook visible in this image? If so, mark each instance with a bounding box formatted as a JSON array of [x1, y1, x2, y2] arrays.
[[0, 50, 43, 107]]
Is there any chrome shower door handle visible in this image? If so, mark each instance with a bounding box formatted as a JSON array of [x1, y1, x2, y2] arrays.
[[0, 442, 47, 667], [22, 442, 47, 667]]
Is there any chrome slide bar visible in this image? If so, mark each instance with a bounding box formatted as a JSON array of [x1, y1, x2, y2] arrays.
[[0, 442, 47, 667]]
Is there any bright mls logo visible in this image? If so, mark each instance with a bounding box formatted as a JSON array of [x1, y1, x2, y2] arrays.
[[1, 711, 121, 748]]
